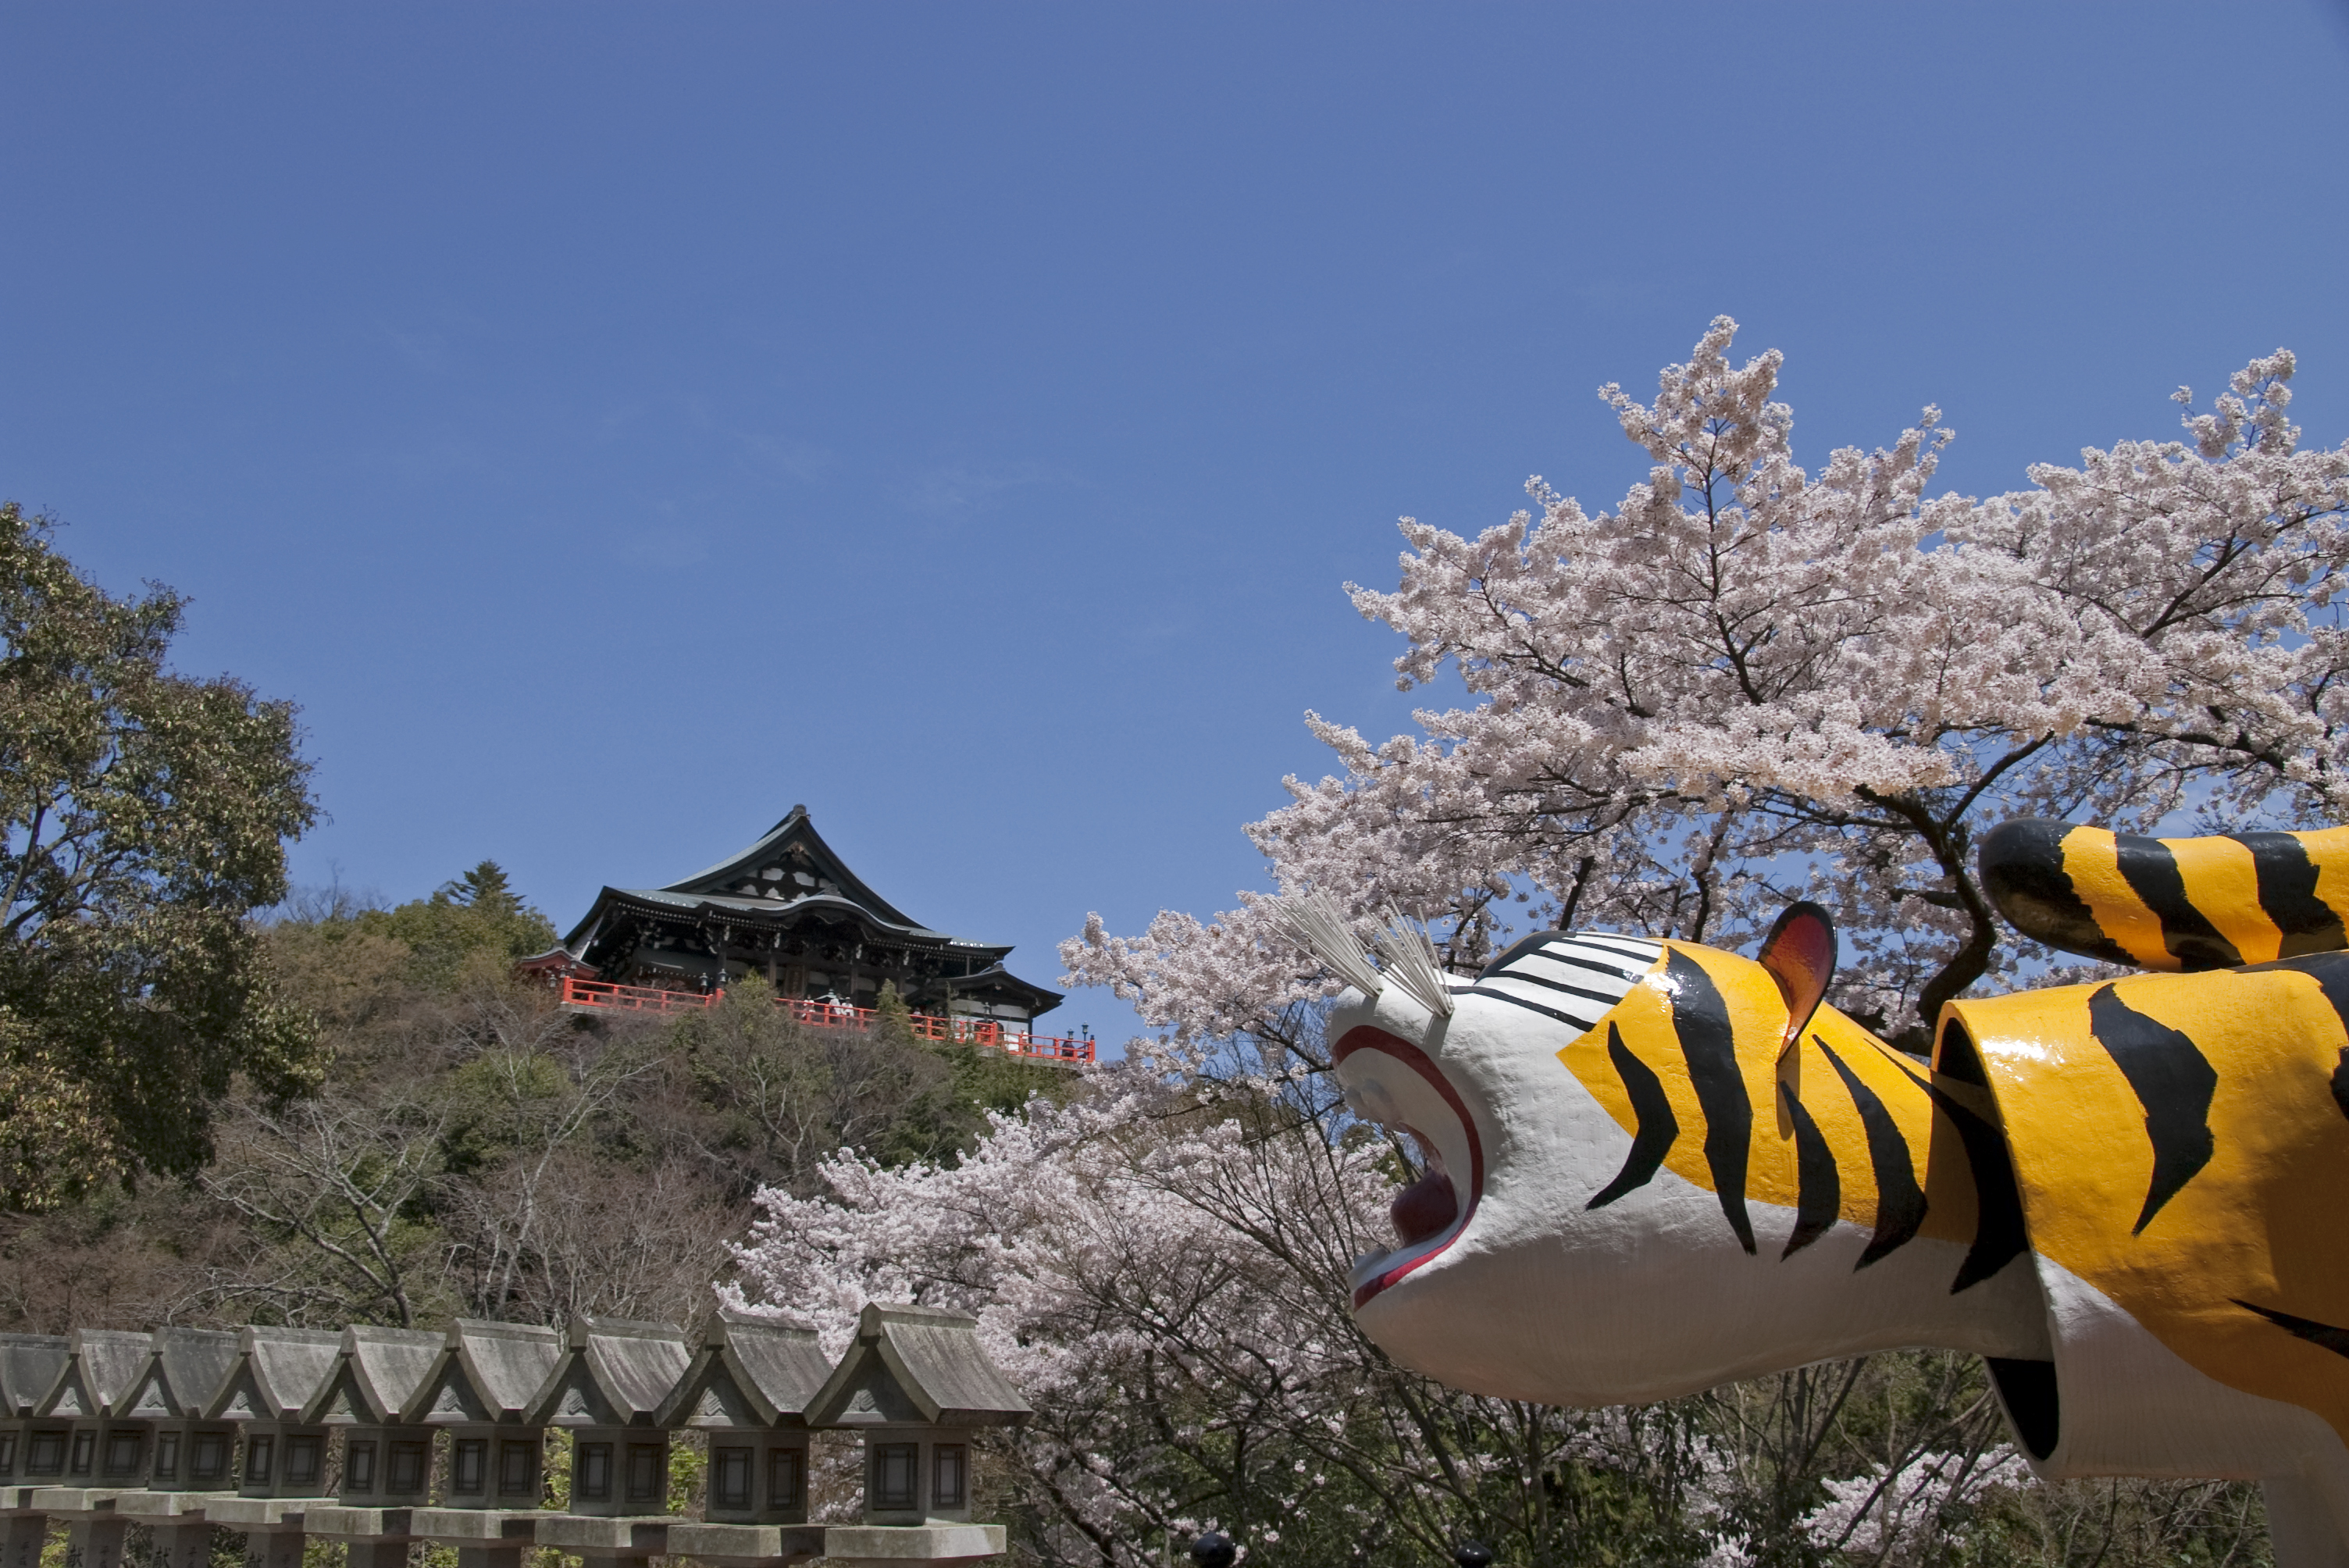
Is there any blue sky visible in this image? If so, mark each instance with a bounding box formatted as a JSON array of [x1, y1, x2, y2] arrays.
[[5, 4, 2348, 1046]]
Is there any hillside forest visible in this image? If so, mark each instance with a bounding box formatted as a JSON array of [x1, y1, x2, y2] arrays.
[[0, 861, 1075, 1334]]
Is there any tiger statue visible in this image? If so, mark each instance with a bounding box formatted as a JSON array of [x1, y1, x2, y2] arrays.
[[1314, 821, 2349, 1568]]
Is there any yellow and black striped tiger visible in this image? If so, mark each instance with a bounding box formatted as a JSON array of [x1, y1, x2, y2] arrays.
[[1980, 816, 2349, 971], [1310, 825, 2349, 1568]]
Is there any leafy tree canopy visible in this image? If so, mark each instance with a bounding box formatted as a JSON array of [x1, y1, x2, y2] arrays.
[[365, 860, 559, 986], [0, 501, 320, 1208]]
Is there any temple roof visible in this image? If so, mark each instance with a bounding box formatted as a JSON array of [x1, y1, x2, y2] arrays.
[[548, 807, 1064, 1017], [561, 806, 989, 950], [662, 806, 917, 922]]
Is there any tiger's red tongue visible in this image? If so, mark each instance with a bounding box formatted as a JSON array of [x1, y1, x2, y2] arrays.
[[1390, 1169, 1459, 1247]]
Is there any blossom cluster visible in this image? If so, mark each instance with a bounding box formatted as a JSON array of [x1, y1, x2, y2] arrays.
[[1065, 318, 2349, 1044]]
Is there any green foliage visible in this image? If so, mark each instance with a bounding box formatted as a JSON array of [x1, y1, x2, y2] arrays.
[[942, 1034, 1072, 1121], [362, 859, 558, 989], [0, 501, 321, 1207], [2, 868, 1085, 1331], [668, 1429, 707, 1516], [672, 975, 971, 1188]]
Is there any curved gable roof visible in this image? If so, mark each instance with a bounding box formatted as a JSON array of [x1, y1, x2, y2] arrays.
[[661, 806, 921, 929]]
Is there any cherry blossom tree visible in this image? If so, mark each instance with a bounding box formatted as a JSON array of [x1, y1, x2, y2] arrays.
[[733, 323, 2327, 1568], [728, 1046, 2123, 1568], [1068, 319, 2349, 1046], [728, 1049, 1745, 1568]]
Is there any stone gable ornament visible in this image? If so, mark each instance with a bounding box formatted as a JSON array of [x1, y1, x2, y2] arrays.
[[1296, 826, 2349, 1568]]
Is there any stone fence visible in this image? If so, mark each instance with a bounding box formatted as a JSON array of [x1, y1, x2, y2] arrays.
[[0, 1303, 1026, 1568]]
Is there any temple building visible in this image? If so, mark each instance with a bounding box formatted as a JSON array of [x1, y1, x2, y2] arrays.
[[535, 806, 1062, 1032]]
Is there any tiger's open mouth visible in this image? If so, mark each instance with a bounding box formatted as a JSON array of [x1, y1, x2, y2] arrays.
[[1332, 1025, 1485, 1309]]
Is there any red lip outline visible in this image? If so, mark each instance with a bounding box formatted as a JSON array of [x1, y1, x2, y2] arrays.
[[1335, 1024, 1485, 1310]]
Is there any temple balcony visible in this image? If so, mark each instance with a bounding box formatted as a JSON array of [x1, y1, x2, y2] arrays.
[[554, 978, 1097, 1067]]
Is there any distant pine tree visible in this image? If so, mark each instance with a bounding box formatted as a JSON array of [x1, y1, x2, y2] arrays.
[[441, 861, 522, 918]]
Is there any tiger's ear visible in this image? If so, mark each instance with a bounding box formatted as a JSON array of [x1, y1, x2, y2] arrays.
[[1759, 901, 1837, 1057]]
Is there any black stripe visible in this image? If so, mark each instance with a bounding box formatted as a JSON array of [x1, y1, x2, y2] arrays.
[[1780, 1085, 1839, 1259], [1979, 818, 2134, 966], [2112, 833, 2242, 971], [1464, 985, 1592, 1029], [2293, 954, 2349, 1122], [2234, 831, 2349, 958], [1985, 1359, 2061, 1461], [1481, 968, 1631, 1007], [1819, 1037, 1927, 1267], [1478, 929, 1567, 978], [1663, 949, 1755, 1254], [1927, 1025, 2032, 1292], [2233, 1299, 2349, 1360], [2087, 984, 2217, 1234], [1574, 935, 1664, 960], [1587, 1024, 1678, 1210], [1525, 947, 1649, 982], [1933, 1028, 1989, 1088]]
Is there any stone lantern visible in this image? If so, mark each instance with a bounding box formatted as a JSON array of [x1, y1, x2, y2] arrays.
[[0, 1335, 66, 1495], [36, 1330, 155, 1491], [304, 1325, 444, 1511], [525, 1317, 689, 1520], [0, 1335, 67, 1568], [141, 1328, 245, 1495], [521, 1319, 691, 1568], [109, 1327, 246, 1568], [208, 1327, 343, 1499], [655, 1310, 829, 1527], [803, 1302, 1029, 1568], [194, 1327, 345, 1568], [398, 1320, 562, 1513], [299, 1326, 458, 1568], [27, 1331, 163, 1568]]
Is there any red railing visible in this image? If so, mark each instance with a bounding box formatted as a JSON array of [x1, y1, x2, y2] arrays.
[[557, 978, 1097, 1065]]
